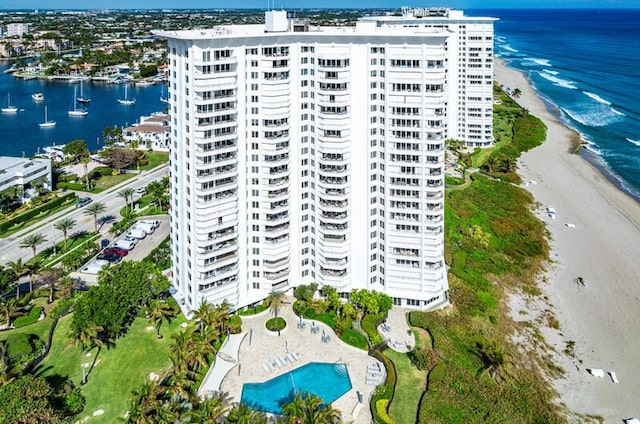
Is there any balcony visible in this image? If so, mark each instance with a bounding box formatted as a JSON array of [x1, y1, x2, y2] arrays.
[[264, 268, 289, 281], [265, 234, 289, 245], [320, 268, 347, 277]]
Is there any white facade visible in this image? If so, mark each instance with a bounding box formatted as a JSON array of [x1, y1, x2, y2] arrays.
[[158, 8, 495, 313], [7, 23, 30, 37], [0, 156, 52, 194], [123, 113, 170, 151]]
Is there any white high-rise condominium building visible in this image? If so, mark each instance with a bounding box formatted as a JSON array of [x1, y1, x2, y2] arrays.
[[158, 8, 495, 313]]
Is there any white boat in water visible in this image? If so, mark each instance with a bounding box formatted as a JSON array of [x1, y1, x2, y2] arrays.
[[68, 87, 88, 117], [1, 93, 18, 113], [32, 92, 44, 101], [117, 84, 136, 105], [39, 105, 56, 128]]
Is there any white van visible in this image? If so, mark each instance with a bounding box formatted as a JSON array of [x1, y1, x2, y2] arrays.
[[82, 260, 110, 274], [114, 239, 136, 251], [134, 223, 155, 235], [127, 228, 147, 239], [139, 219, 160, 229]]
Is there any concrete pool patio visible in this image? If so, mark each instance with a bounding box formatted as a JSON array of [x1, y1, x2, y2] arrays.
[[218, 302, 383, 423]]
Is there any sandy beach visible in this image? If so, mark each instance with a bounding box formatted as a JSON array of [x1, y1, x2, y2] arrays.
[[494, 58, 640, 422]]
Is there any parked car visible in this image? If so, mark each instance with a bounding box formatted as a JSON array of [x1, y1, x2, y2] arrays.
[[127, 229, 146, 239], [75, 197, 92, 208], [97, 253, 122, 263], [103, 248, 128, 257], [140, 219, 160, 229], [136, 186, 147, 194], [114, 239, 136, 251], [134, 223, 154, 235]]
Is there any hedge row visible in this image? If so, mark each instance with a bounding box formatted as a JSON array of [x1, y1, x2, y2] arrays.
[[13, 306, 44, 328], [370, 349, 397, 423], [0, 193, 76, 232]]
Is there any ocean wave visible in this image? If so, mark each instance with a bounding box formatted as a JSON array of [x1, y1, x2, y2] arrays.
[[611, 108, 625, 116], [561, 104, 625, 128], [625, 138, 640, 147], [496, 36, 507, 42], [542, 69, 559, 76], [522, 58, 552, 67], [502, 45, 519, 53], [583, 91, 611, 106], [538, 72, 577, 90]]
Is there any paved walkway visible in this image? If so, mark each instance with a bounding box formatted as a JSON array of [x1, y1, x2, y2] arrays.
[[220, 301, 380, 423], [378, 307, 415, 353]]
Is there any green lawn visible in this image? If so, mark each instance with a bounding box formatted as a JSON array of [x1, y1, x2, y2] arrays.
[[140, 152, 169, 171], [92, 173, 135, 192], [0, 197, 77, 238], [0, 314, 54, 344], [386, 349, 425, 424], [34, 233, 98, 266], [40, 313, 186, 424]]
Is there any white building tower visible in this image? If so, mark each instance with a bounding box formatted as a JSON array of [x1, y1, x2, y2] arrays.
[[157, 8, 496, 313]]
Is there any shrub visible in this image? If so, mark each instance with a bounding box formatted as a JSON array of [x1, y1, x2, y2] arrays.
[[265, 317, 286, 332], [228, 315, 243, 334], [0, 193, 76, 232], [293, 283, 317, 302], [375, 399, 394, 424], [6, 333, 34, 357], [340, 328, 368, 350], [13, 306, 43, 328]]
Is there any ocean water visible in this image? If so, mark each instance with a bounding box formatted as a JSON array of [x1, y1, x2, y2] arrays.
[[0, 62, 166, 157], [472, 9, 640, 198]]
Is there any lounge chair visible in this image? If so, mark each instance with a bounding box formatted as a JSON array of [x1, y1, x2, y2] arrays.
[[287, 352, 297, 363], [275, 357, 284, 367], [262, 363, 271, 373], [609, 371, 619, 383], [587, 368, 605, 378], [292, 352, 300, 360], [267, 361, 276, 371], [281, 356, 289, 365]]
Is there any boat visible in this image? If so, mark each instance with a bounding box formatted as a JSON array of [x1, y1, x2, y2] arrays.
[[117, 84, 136, 105], [1, 93, 18, 113], [32, 92, 44, 101], [135, 79, 154, 87], [39, 106, 56, 128], [77, 79, 91, 104], [68, 87, 88, 117]]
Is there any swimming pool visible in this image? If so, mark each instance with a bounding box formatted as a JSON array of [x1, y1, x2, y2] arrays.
[[240, 362, 352, 414]]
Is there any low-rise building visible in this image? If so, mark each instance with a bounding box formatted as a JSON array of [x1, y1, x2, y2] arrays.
[[0, 156, 52, 198], [123, 113, 169, 151]]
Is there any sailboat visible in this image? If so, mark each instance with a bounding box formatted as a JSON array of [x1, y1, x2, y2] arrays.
[[117, 84, 136, 105], [77, 79, 91, 104], [68, 87, 88, 117], [39, 106, 56, 128], [160, 84, 169, 104], [1, 93, 18, 113]]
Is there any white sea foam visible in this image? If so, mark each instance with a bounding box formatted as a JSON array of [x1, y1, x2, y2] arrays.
[[583, 91, 611, 106], [611, 108, 625, 117], [502, 45, 519, 53], [626, 138, 640, 147], [542, 69, 559, 76], [538, 72, 577, 90], [523, 58, 552, 67], [496, 36, 507, 42], [561, 103, 625, 128]]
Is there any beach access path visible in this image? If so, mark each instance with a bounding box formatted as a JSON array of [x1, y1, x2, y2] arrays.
[[495, 58, 640, 422]]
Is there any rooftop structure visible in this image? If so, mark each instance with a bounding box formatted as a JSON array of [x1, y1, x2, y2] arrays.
[[0, 156, 52, 195]]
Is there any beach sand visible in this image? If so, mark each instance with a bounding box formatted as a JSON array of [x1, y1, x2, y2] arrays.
[[495, 58, 640, 422]]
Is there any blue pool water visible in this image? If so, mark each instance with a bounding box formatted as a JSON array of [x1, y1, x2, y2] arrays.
[[240, 362, 352, 414]]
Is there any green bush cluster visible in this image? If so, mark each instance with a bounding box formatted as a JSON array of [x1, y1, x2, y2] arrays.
[[369, 349, 397, 423], [362, 313, 384, 345], [0, 193, 76, 232], [13, 306, 44, 328]]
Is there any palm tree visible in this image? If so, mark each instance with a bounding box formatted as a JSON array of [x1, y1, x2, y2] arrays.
[[282, 392, 341, 424], [146, 180, 167, 210], [81, 155, 91, 189], [511, 88, 522, 98], [40, 268, 60, 303], [192, 299, 214, 333], [475, 342, 513, 383], [265, 290, 286, 318], [145, 300, 177, 339], [25, 260, 42, 294], [226, 403, 268, 424], [0, 298, 24, 328], [66, 322, 104, 384], [5, 259, 26, 299], [128, 381, 165, 423], [118, 187, 135, 212], [186, 395, 229, 423], [20, 232, 47, 263], [84, 201, 106, 232], [54, 217, 76, 251]]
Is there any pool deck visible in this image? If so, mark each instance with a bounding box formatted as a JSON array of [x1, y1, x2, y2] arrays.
[[220, 302, 382, 423]]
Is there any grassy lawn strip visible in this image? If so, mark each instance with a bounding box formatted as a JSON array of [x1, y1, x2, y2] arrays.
[[92, 173, 135, 192], [36, 233, 99, 267], [40, 313, 186, 424], [140, 152, 169, 170], [386, 349, 425, 424], [0, 315, 54, 343]]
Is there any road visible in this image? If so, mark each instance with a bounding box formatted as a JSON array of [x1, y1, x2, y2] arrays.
[[0, 164, 168, 265]]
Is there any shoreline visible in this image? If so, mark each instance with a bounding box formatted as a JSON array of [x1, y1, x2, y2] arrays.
[[497, 57, 640, 204], [495, 58, 640, 422]]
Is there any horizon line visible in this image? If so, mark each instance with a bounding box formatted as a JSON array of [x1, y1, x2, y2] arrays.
[[1, 6, 640, 11]]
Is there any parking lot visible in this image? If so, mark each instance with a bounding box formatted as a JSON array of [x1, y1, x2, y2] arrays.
[[70, 215, 170, 284]]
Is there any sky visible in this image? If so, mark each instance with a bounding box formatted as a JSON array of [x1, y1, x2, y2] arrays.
[[1, 0, 639, 10]]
